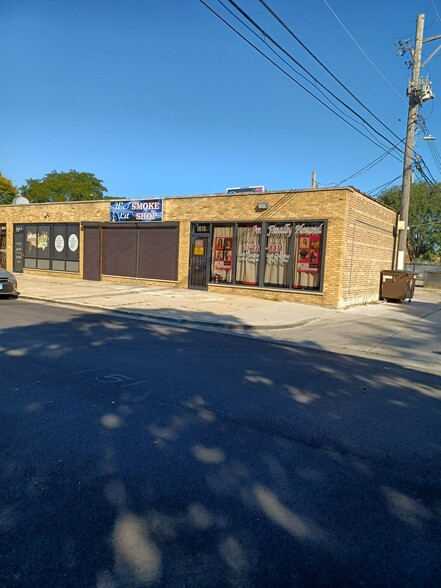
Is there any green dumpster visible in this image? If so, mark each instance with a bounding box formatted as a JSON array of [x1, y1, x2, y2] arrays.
[[380, 270, 417, 302]]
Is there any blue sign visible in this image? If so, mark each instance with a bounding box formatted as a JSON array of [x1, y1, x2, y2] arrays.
[[110, 199, 163, 222]]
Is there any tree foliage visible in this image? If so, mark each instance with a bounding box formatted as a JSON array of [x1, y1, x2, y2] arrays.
[[377, 181, 441, 261], [0, 172, 19, 204], [21, 170, 108, 203]]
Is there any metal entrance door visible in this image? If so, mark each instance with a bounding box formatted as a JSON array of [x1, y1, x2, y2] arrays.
[[83, 226, 101, 281], [189, 235, 210, 289]]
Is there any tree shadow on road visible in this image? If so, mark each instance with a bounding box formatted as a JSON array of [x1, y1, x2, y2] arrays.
[[0, 301, 440, 586]]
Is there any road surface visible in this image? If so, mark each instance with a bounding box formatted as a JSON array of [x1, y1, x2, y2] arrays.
[[1, 300, 440, 586]]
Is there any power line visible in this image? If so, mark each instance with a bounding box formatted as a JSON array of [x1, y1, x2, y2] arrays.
[[328, 140, 406, 187], [366, 157, 440, 198], [322, 0, 407, 105], [225, 0, 404, 153], [286, 0, 403, 120], [419, 158, 439, 185], [366, 175, 403, 197], [198, 0, 405, 157], [215, 0, 385, 135], [260, 0, 441, 187], [256, 0, 405, 146], [219, 0, 406, 159], [431, 0, 441, 22], [424, 140, 441, 175], [201, 1, 440, 189], [420, 121, 441, 175]]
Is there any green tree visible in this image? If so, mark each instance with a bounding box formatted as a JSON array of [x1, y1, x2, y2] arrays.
[[377, 181, 441, 260], [0, 172, 19, 204], [21, 170, 108, 202]]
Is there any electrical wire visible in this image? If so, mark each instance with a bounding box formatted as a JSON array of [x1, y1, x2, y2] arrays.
[[333, 140, 405, 187], [317, 141, 405, 187], [253, 0, 439, 184], [420, 121, 441, 175], [425, 140, 441, 175], [431, 0, 441, 22], [366, 175, 402, 197], [215, 0, 382, 134], [258, 0, 440, 181], [322, 0, 407, 105], [198, 0, 405, 158], [286, 0, 404, 123], [418, 155, 438, 185], [218, 0, 403, 153], [200, 0, 440, 189], [226, 0, 404, 153], [256, 0, 405, 147]]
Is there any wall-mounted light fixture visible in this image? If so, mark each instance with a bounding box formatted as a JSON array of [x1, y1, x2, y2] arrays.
[[255, 202, 268, 211]]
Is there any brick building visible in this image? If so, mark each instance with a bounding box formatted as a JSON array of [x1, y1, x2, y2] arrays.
[[0, 187, 397, 308]]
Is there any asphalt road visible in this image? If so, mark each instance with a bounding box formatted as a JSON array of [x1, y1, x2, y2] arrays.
[[1, 300, 440, 587]]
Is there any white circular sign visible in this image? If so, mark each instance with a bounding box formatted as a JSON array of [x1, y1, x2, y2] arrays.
[[54, 235, 65, 253], [68, 234, 79, 252]]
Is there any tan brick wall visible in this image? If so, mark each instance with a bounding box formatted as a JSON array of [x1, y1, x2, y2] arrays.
[[0, 188, 396, 307], [166, 189, 349, 306], [0, 201, 108, 275], [340, 191, 397, 308]]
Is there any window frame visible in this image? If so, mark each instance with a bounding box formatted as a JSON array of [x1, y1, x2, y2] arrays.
[[193, 219, 327, 293], [14, 223, 81, 273]]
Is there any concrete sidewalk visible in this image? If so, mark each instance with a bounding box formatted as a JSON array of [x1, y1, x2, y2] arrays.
[[13, 273, 441, 372], [15, 273, 337, 330]]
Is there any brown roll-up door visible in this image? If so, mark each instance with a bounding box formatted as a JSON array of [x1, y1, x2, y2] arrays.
[[138, 226, 179, 280], [83, 226, 101, 281], [102, 227, 137, 277]]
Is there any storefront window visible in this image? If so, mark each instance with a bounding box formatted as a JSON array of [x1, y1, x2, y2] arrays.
[[37, 225, 50, 257], [15, 223, 80, 273], [207, 220, 325, 292], [293, 222, 324, 290], [211, 226, 234, 283], [264, 223, 292, 288], [235, 224, 261, 286], [25, 225, 37, 258]]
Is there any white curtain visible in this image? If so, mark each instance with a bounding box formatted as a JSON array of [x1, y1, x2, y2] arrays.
[[264, 230, 290, 287], [235, 225, 261, 285]]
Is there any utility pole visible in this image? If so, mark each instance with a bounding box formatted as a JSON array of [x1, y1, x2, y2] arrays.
[[311, 171, 317, 189], [397, 14, 440, 269], [397, 14, 425, 269]]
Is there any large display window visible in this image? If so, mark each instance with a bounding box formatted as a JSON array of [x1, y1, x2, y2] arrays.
[[14, 223, 80, 272], [293, 223, 323, 289], [264, 223, 292, 288], [206, 220, 325, 292], [236, 224, 262, 286], [211, 226, 234, 284]]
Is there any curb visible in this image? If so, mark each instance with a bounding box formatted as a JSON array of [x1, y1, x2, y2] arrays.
[[19, 295, 318, 331]]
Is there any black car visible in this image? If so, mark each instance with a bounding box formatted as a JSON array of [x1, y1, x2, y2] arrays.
[[0, 268, 18, 298]]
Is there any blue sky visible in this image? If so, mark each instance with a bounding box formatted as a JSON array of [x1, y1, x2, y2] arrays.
[[1, 0, 441, 199]]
